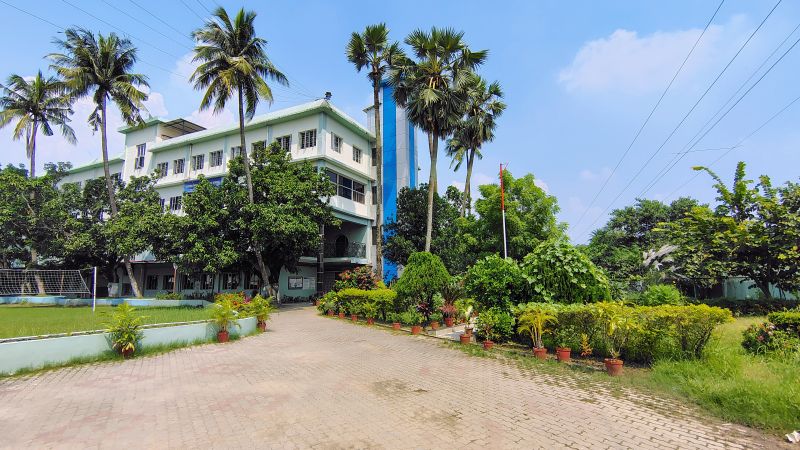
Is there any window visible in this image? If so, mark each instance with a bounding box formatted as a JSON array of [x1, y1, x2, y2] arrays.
[[191, 154, 204, 171], [201, 273, 213, 290], [372, 226, 378, 245], [209, 150, 223, 167], [162, 275, 174, 291], [299, 129, 317, 149], [252, 140, 266, 152], [159, 198, 165, 211], [372, 186, 377, 205], [371, 147, 377, 166], [155, 162, 168, 178], [169, 195, 183, 212], [173, 158, 185, 174], [327, 170, 365, 204], [230, 146, 243, 159], [146, 275, 158, 290], [246, 273, 260, 289], [352, 147, 362, 164], [134, 144, 146, 169], [332, 134, 342, 153], [222, 273, 240, 290], [275, 135, 291, 151]]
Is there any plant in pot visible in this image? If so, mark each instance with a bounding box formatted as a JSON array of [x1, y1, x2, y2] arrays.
[[475, 308, 514, 350], [211, 299, 240, 343], [553, 325, 579, 363], [319, 291, 337, 316], [429, 311, 443, 331], [248, 295, 275, 332], [440, 277, 464, 328], [517, 305, 557, 360], [400, 309, 424, 335], [455, 298, 475, 336], [596, 302, 639, 376], [440, 303, 457, 327], [389, 312, 402, 330], [361, 302, 378, 325], [105, 303, 144, 359]]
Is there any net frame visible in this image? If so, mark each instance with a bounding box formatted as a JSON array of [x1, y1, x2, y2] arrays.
[[0, 269, 91, 296]]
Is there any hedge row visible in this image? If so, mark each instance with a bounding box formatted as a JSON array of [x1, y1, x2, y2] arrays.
[[317, 288, 397, 321]]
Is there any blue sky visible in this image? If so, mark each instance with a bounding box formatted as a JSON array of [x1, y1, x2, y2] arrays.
[[2, 0, 799, 243]]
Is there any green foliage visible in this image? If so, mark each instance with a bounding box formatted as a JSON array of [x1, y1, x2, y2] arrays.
[[210, 299, 241, 333], [700, 297, 799, 316], [464, 255, 525, 312], [521, 239, 611, 304], [155, 292, 182, 300], [368, 288, 397, 321], [360, 302, 379, 319], [247, 295, 275, 322], [337, 288, 370, 315], [742, 321, 800, 359], [333, 266, 380, 291], [317, 290, 339, 313], [475, 307, 515, 343], [398, 308, 423, 326], [394, 252, 450, 312], [515, 304, 557, 349], [454, 297, 475, 324], [105, 175, 169, 263], [638, 284, 684, 306], [104, 303, 144, 355], [767, 310, 800, 335]]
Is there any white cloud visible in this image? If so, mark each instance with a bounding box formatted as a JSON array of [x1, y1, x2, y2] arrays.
[[171, 52, 197, 88], [580, 167, 612, 182], [450, 180, 465, 191], [558, 17, 745, 94], [143, 91, 169, 118], [186, 107, 235, 129], [534, 178, 550, 193]]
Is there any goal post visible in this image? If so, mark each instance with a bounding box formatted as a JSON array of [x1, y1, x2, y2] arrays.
[[0, 269, 92, 297]]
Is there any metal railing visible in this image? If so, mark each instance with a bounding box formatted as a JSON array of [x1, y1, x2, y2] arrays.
[[323, 242, 366, 258]]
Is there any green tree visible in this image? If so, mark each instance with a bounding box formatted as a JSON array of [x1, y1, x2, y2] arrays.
[[445, 74, 505, 216], [191, 6, 289, 288], [389, 27, 486, 251], [346, 23, 404, 277], [50, 28, 150, 297], [521, 239, 611, 303], [393, 251, 450, 314], [473, 170, 563, 259], [464, 254, 526, 312], [0, 71, 75, 178]]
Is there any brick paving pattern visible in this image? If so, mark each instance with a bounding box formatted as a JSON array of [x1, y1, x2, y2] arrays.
[[0, 307, 777, 449]]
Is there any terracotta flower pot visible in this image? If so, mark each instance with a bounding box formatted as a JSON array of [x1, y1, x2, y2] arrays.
[[533, 347, 548, 360], [482, 340, 494, 350], [410, 325, 422, 335], [459, 333, 471, 344], [327, 310, 334, 316], [120, 347, 134, 359], [444, 317, 454, 327], [257, 321, 267, 332], [313, 300, 319, 306], [350, 314, 358, 322], [430, 321, 440, 331], [338, 312, 345, 319], [367, 318, 375, 325], [556, 347, 571, 362], [604, 358, 624, 376], [392, 322, 401, 330], [464, 327, 473, 337], [217, 330, 229, 343]]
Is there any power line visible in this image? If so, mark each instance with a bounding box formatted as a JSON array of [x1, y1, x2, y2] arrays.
[[127, 0, 193, 41], [570, 0, 726, 231], [575, 0, 782, 240], [195, 0, 214, 15], [99, 0, 194, 52], [178, 0, 206, 21]]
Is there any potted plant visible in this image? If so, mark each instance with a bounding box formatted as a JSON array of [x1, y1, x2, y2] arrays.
[[517, 306, 557, 360], [596, 302, 639, 376], [105, 303, 144, 359], [248, 295, 275, 332], [361, 302, 378, 325], [553, 325, 578, 363], [429, 311, 443, 331], [400, 309, 424, 335], [389, 312, 402, 330], [211, 299, 240, 343], [440, 278, 464, 328], [441, 304, 457, 327], [455, 298, 475, 335]]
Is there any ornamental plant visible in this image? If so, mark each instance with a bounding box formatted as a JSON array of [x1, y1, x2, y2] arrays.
[[210, 299, 241, 333], [333, 266, 381, 291], [521, 239, 611, 303], [595, 302, 639, 360], [394, 252, 450, 312], [638, 284, 684, 306], [516, 304, 557, 349], [398, 308, 423, 326], [360, 302, 379, 320], [475, 307, 515, 343], [105, 303, 144, 356], [464, 254, 525, 311], [248, 295, 275, 323]]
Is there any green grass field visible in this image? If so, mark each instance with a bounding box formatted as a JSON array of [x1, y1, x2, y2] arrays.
[[0, 305, 211, 339]]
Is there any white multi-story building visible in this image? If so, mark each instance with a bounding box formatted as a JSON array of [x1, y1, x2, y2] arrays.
[[59, 98, 417, 299]]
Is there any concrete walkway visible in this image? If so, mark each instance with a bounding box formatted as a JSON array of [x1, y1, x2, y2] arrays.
[[0, 307, 775, 449]]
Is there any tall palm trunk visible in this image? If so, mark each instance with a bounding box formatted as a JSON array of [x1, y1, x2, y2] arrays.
[[100, 97, 142, 298], [462, 149, 475, 217], [237, 86, 272, 296], [425, 132, 438, 252], [27, 121, 46, 294], [372, 82, 384, 278]]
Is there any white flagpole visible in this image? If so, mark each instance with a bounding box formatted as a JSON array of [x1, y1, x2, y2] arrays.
[[92, 267, 97, 312], [500, 164, 508, 259]]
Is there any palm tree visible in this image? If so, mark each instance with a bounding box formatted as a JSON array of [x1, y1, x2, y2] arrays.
[[191, 7, 288, 292], [0, 71, 75, 178], [346, 23, 404, 279], [50, 28, 150, 298], [389, 27, 486, 251], [446, 75, 505, 217]]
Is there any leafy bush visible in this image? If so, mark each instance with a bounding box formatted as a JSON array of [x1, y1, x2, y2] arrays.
[[638, 284, 684, 306], [429, 311, 443, 324], [394, 252, 450, 313], [105, 303, 144, 355], [360, 302, 378, 319], [515, 303, 557, 349], [767, 310, 800, 336], [520, 239, 611, 304], [338, 288, 370, 315], [368, 288, 397, 321], [247, 295, 275, 322], [317, 290, 339, 313], [333, 266, 381, 291], [155, 292, 182, 300], [214, 292, 250, 313], [210, 299, 240, 333], [475, 307, 515, 343], [464, 255, 526, 312], [742, 321, 800, 358], [398, 308, 423, 326], [699, 297, 799, 316]]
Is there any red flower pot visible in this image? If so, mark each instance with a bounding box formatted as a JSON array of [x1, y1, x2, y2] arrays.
[[464, 327, 473, 337], [257, 321, 267, 332], [313, 300, 319, 306], [338, 312, 345, 319], [411, 325, 422, 335], [327, 310, 334, 316], [459, 333, 471, 344], [430, 321, 440, 331], [533, 347, 548, 360], [604, 358, 624, 376], [556, 347, 571, 362], [482, 340, 494, 350], [392, 322, 401, 330], [217, 330, 229, 343], [350, 314, 358, 322], [120, 347, 134, 359], [367, 318, 375, 325], [444, 317, 454, 327]]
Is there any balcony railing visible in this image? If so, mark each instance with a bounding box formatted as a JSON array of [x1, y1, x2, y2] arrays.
[[323, 242, 366, 258]]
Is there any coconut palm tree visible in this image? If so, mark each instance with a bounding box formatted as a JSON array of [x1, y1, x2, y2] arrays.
[[50, 28, 150, 297], [0, 71, 75, 178], [346, 23, 404, 278], [389, 27, 486, 251], [191, 7, 288, 291], [446, 75, 505, 217]]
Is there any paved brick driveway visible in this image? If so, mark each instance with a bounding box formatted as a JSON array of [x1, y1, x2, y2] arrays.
[[0, 307, 776, 449]]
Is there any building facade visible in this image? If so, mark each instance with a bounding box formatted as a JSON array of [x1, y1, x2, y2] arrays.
[[59, 99, 416, 300]]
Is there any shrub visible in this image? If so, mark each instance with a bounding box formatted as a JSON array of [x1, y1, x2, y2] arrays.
[[247, 295, 275, 322], [699, 297, 799, 316], [520, 239, 612, 304], [317, 290, 339, 313], [767, 310, 800, 336], [367, 288, 397, 321], [398, 308, 423, 326], [333, 266, 381, 291], [638, 284, 684, 306], [210, 299, 240, 333], [429, 311, 444, 324], [475, 307, 515, 343], [742, 321, 800, 358], [394, 252, 450, 313], [361, 302, 378, 319], [338, 288, 370, 315], [464, 255, 525, 312], [515, 304, 557, 349], [214, 292, 249, 313], [155, 292, 182, 300], [661, 304, 732, 358], [104, 303, 144, 355]]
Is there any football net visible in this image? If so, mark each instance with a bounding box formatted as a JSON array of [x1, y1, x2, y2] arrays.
[[0, 269, 91, 296]]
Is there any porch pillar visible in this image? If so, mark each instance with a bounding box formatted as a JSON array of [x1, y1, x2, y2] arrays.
[[317, 224, 325, 294]]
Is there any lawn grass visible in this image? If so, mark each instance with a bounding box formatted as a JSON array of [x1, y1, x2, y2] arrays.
[[0, 305, 211, 339]]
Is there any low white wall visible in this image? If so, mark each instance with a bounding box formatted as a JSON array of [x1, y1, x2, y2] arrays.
[[0, 297, 208, 307], [0, 316, 257, 375]]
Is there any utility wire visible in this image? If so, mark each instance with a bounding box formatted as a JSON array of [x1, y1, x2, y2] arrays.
[[178, 0, 206, 21], [100, 0, 194, 52], [570, 0, 726, 230], [127, 0, 193, 41]]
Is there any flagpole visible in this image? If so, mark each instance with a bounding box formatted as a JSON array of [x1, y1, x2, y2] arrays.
[[500, 163, 508, 259]]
